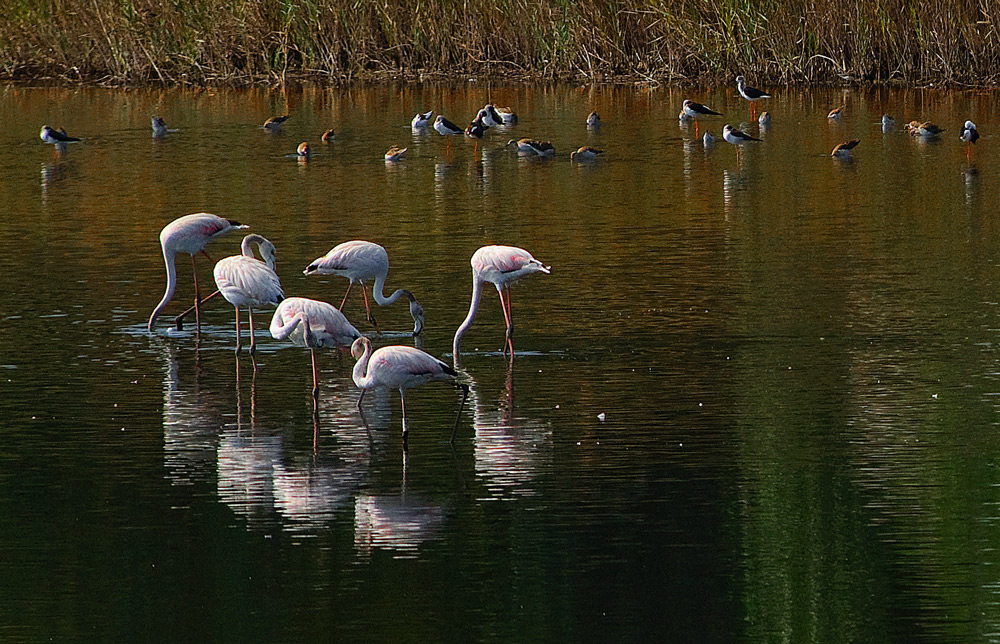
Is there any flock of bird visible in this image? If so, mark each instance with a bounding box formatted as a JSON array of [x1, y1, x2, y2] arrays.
[[144, 212, 550, 446], [38, 76, 985, 445]]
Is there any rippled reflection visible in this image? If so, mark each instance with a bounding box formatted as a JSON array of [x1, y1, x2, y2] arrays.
[[470, 364, 552, 500]]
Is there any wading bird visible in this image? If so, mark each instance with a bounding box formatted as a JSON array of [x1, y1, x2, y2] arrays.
[[148, 212, 247, 332], [960, 120, 979, 161], [495, 106, 518, 125], [904, 121, 944, 138], [453, 245, 550, 363], [831, 139, 860, 158], [270, 297, 362, 398], [351, 337, 469, 448], [411, 110, 433, 129], [384, 146, 407, 161], [322, 128, 335, 142], [827, 105, 846, 120], [434, 115, 463, 152], [758, 111, 772, 127], [262, 114, 290, 131], [303, 240, 424, 336], [723, 124, 761, 161], [682, 99, 722, 136], [507, 138, 555, 157], [297, 142, 311, 157], [39, 125, 80, 145], [151, 117, 168, 137], [735, 76, 770, 118], [570, 146, 603, 161], [882, 115, 895, 133], [586, 111, 601, 129], [214, 234, 284, 355]]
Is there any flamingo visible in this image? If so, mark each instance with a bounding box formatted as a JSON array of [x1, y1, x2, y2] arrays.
[[214, 234, 284, 355], [452, 245, 550, 364], [270, 297, 362, 398], [351, 336, 469, 447], [302, 240, 424, 336], [148, 212, 248, 332]]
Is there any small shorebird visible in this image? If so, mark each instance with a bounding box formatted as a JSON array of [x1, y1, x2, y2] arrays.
[[151, 116, 168, 137], [882, 115, 895, 133], [262, 114, 290, 131], [960, 120, 979, 160], [904, 121, 945, 138], [683, 99, 722, 120], [678, 110, 692, 124], [351, 336, 469, 448], [508, 138, 555, 157], [480, 105, 504, 128], [411, 110, 433, 129], [296, 142, 311, 157], [434, 115, 463, 152], [384, 145, 407, 161], [466, 118, 487, 155], [586, 111, 601, 129], [321, 128, 335, 142], [495, 106, 518, 125], [758, 111, 771, 127], [570, 146, 603, 161], [735, 75, 770, 118], [827, 105, 846, 120], [703, 131, 715, 146], [723, 124, 761, 161], [39, 125, 80, 145], [831, 139, 860, 158]]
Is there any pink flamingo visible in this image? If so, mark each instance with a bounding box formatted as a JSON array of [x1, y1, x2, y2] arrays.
[[214, 234, 284, 355], [148, 212, 247, 332], [303, 240, 424, 335], [452, 245, 550, 364], [351, 336, 469, 447], [270, 297, 362, 398]]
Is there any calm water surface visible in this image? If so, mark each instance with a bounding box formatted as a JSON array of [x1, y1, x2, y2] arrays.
[[2, 83, 1000, 642]]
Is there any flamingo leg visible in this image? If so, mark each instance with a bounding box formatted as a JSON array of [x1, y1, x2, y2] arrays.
[[191, 255, 202, 332], [233, 306, 242, 354], [361, 283, 379, 332], [175, 290, 221, 330], [450, 384, 470, 444], [339, 282, 353, 310], [356, 388, 366, 410], [497, 287, 512, 356], [311, 348, 319, 399], [248, 308, 257, 355], [399, 389, 409, 449]]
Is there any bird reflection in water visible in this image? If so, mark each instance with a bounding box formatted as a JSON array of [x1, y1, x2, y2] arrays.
[[158, 339, 227, 487], [467, 362, 552, 500], [354, 451, 446, 559]]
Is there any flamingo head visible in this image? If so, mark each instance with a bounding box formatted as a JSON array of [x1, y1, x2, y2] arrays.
[[408, 295, 425, 336], [257, 238, 277, 271], [351, 336, 371, 360]]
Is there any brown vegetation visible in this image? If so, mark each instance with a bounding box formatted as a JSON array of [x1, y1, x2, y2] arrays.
[[1, 0, 998, 86]]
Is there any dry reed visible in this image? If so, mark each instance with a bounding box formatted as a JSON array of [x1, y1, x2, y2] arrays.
[[1, 0, 998, 85]]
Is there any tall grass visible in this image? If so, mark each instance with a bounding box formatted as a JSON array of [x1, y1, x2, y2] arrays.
[[1, 0, 997, 85]]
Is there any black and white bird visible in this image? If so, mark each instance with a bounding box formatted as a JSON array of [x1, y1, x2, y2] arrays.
[[39, 125, 80, 145], [960, 120, 980, 160], [735, 76, 770, 117], [411, 110, 433, 129], [831, 139, 860, 158], [722, 124, 761, 160]]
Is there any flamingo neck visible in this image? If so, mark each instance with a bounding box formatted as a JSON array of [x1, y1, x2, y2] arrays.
[[352, 342, 374, 388], [269, 309, 302, 341], [148, 247, 178, 331], [371, 272, 407, 306], [452, 276, 484, 365]]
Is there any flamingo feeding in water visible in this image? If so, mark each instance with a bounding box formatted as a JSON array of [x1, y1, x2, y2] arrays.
[[351, 336, 469, 448], [452, 245, 551, 364], [270, 297, 362, 398], [214, 234, 284, 355], [303, 240, 424, 336], [148, 212, 248, 332]]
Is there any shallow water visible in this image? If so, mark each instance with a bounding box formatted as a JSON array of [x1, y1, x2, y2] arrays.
[[2, 83, 1000, 642]]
